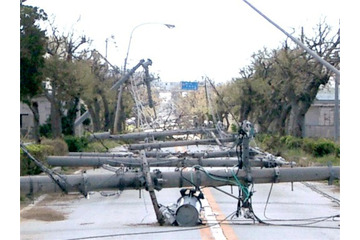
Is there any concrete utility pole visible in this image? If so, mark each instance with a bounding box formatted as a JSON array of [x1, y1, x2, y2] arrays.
[[87, 128, 216, 141], [20, 166, 339, 196], [66, 148, 283, 162], [128, 137, 236, 150], [242, 0, 340, 141], [113, 23, 175, 133], [47, 156, 287, 168], [112, 59, 147, 133], [74, 59, 145, 129]]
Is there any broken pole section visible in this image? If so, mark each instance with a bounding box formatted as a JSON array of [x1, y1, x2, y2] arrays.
[[140, 151, 165, 225]]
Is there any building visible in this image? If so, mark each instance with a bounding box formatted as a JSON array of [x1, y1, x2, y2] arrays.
[[20, 95, 51, 137], [304, 87, 339, 138]]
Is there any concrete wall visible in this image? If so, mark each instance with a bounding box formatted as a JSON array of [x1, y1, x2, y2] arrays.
[[304, 100, 339, 138], [20, 96, 51, 136]]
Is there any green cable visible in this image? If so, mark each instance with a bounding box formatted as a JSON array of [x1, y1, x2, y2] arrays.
[[230, 166, 250, 202], [190, 164, 252, 206]]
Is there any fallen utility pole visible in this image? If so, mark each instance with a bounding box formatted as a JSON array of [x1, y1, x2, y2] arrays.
[[68, 148, 261, 159], [74, 60, 146, 128], [140, 151, 165, 225], [113, 59, 152, 133], [128, 138, 236, 150], [47, 156, 286, 168], [88, 128, 217, 141], [20, 166, 339, 196]]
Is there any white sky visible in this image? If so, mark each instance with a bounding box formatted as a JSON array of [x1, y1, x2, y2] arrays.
[[25, 0, 340, 83]]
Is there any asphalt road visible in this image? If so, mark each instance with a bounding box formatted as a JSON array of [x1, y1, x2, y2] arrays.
[[20, 145, 340, 240], [20, 169, 340, 240]]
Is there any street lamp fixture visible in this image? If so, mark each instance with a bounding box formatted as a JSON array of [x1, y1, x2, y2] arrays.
[[123, 22, 175, 72]]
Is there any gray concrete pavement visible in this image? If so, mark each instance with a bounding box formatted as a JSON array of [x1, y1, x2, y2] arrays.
[[20, 145, 340, 240], [20, 171, 339, 240], [207, 182, 339, 240]]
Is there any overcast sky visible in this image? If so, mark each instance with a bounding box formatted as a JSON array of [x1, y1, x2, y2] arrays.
[[25, 0, 340, 83]]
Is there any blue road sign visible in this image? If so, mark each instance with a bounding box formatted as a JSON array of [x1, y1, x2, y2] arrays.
[[181, 81, 198, 90]]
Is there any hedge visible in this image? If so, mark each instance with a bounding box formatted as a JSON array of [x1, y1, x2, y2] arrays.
[[20, 138, 68, 176], [256, 134, 340, 158], [63, 136, 89, 152]]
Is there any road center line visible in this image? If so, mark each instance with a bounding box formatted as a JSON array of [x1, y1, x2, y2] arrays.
[[202, 187, 239, 240]]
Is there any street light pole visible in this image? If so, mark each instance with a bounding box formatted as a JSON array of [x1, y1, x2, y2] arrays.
[[123, 22, 175, 73], [242, 0, 340, 141], [113, 22, 175, 134]]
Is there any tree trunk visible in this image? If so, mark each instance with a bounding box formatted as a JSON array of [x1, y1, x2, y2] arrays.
[[119, 96, 126, 132], [275, 104, 292, 136], [88, 104, 101, 132], [100, 92, 111, 131], [28, 101, 41, 143], [224, 112, 230, 130], [63, 97, 79, 135], [288, 100, 306, 138], [50, 100, 63, 138]]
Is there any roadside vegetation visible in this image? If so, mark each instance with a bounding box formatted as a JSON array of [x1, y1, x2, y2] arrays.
[[253, 134, 340, 167], [20, 136, 121, 176]]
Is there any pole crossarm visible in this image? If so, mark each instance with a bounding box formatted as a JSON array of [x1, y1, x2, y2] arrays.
[[20, 166, 339, 195]]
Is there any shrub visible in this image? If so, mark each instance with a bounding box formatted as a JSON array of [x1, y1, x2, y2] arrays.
[[284, 135, 303, 149], [20, 144, 54, 176], [335, 144, 340, 158], [302, 138, 337, 157], [312, 139, 336, 157], [41, 138, 68, 155], [256, 134, 283, 154], [278, 135, 303, 149], [64, 135, 89, 152], [230, 123, 238, 133], [20, 139, 69, 176], [39, 118, 52, 138]]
